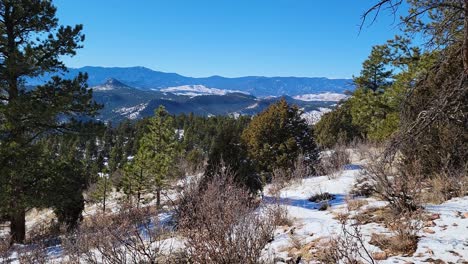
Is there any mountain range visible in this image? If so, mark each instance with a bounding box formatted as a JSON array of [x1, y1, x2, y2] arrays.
[[27, 66, 353, 123], [90, 78, 344, 123], [28, 66, 354, 97]]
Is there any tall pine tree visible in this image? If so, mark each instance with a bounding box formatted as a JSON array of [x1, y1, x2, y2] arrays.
[[0, 0, 100, 243], [133, 106, 178, 207]]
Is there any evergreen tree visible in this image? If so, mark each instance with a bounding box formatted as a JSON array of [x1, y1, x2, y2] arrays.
[[88, 168, 112, 213], [134, 106, 178, 207], [122, 160, 150, 208], [0, 0, 100, 243], [242, 99, 319, 177], [204, 117, 261, 193], [314, 100, 362, 148]]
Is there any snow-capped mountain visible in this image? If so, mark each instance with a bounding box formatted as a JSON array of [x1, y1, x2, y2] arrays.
[[88, 78, 340, 123], [160, 85, 248, 97], [28, 66, 354, 97]]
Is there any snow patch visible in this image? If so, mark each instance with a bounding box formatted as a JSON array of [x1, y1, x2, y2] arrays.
[[161, 85, 248, 97], [114, 103, 148, 120], [294, 92, 348, 102], [301, 107, 332, 124]]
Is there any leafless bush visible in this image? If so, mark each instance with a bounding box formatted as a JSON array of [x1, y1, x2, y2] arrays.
[[264, 202, 292, 227], [0, 234, 11, 263], [177, 169, 274, 264], [317, 144, 350, 179], [334, 215, 375, 264], [363, 151, 424, 212], [270, 154, 313, 193], [17, 242, 48, 264], [318, 214, 375, 264], [63, 205, 175, 263], [350, 174, 375, 198]]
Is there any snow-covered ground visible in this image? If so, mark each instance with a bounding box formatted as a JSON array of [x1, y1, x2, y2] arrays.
[[293, 93, 348, 102], [114, 102, 148, 119], [261, 160, 468, 263], [4, 159, 467, 263], [160, 85, 248, 97]]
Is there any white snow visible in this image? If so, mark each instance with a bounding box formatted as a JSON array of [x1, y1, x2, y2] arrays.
[[261, 158, 468, 263], [301, 107, 332, 124], [114, 103, 148, 119], [161, 85, 248, 97], [293, 92, 348, 102]]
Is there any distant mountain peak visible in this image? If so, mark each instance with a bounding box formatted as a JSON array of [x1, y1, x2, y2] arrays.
[[104, 78, 127, 87], [91, 78, 130, 91]]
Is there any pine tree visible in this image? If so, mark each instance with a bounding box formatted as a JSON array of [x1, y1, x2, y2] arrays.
[[88, 168, 112, 213], [134, 106, 178, 207], [0, 0, 100, 243]]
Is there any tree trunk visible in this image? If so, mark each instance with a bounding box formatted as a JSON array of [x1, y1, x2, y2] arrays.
[[10, 208, 26, 245], [156, 188, 161, 208], [464, 0, 468, 73]]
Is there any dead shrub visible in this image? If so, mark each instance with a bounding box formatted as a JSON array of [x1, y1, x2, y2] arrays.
[[63, 205, 175, 263], [0, 234, 11, 263], [317, 216, 375, 264], [350, 174, 375, 197], [363, 152, 424, 212], [177, 168, 274, 264], [264, 202, 292, 227], [270, 154, 313, 194], [308, 192, 335, 203], [317, 144, 350, 179]]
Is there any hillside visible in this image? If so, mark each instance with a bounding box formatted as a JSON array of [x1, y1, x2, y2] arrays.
[[91, 78, 343, 123]]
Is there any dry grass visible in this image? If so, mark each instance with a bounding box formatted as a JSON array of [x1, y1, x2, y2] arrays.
[[347, 199, 369, 211], [422, 171, 468, 204]]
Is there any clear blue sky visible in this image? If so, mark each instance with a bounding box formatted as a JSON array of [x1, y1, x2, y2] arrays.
[[54, 0, 407, 79]]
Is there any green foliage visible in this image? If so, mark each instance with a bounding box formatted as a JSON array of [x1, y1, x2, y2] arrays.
[[204, 117, 261, 193], [122, 161, 150, 207], [353, 45, 393, 92], [122, 106, 179, 206], [314, 100, 361, 148], [0, 0, 101, 242], [242, 98, 319, 175]]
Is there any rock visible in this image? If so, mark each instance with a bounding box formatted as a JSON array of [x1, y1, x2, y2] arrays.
[[423, 228, 436, 234], [372, 252, 388, 260], [424, 220, 436, 227], [430, 213, 440, 220], [452, 223, 458, 226], [273, 257, 286, 263], [424, 258, 445, 264]]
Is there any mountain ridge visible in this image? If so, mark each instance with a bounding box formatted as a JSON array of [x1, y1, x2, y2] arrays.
[[28, 66, 354, 97]]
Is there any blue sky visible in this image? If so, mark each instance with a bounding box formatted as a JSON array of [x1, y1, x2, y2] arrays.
[[54, 0, 407, 79]]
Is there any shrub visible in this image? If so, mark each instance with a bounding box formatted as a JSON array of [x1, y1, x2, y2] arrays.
[[63, 205, 175, 263], [309, 192, 335, 203], [177, 169, 274, 263], [316, 144, 350, 179], [363, 153, 424, 212]]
